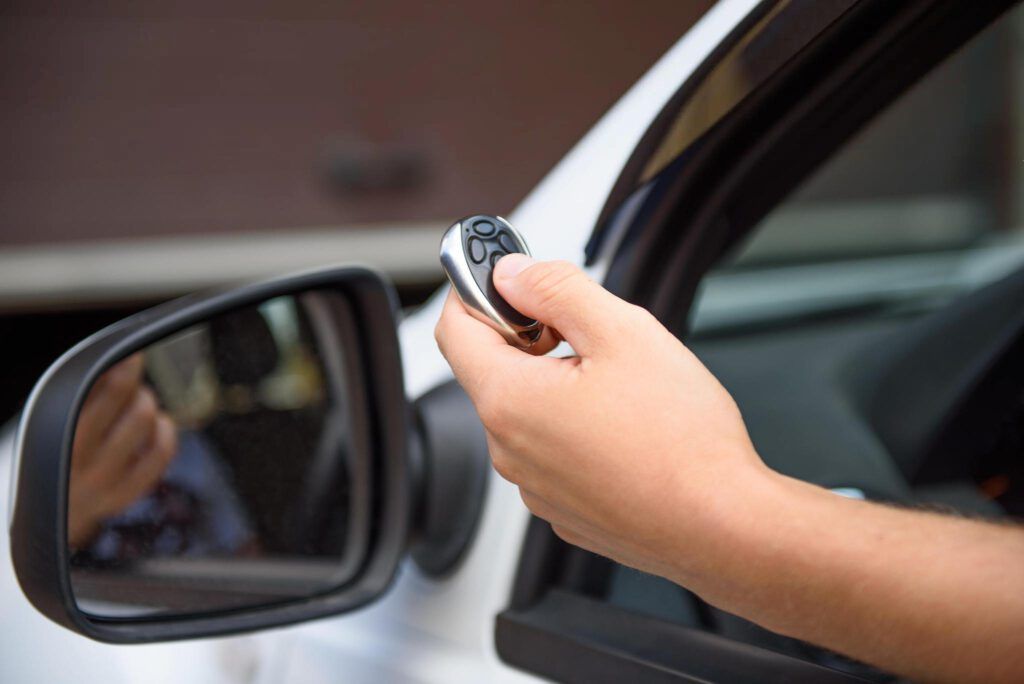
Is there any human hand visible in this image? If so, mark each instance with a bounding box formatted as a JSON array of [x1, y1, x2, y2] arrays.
[[435, 255, 773, 584], [68, 354, 178, 549]]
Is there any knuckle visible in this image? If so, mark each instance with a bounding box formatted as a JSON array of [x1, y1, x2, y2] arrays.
[[487, 412, 516, 443], [135, 389, 158, 423], [473, 387, 506, 432], [490, 451, 521, 484], [161, 424, 179, 461], [519, 489, 539, 514], [105, 367, 132, 395], [623, 302, 654, 322], [550, 524, 579, 546], [433, 318, 448, 352], [524, 260, 581, 301], [610, 302, 658, 342], [623, 302, 650, 326], [434, 331, 447, 359]]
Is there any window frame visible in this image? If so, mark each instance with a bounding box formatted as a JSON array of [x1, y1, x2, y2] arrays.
[[496, 0, 1019, 680]]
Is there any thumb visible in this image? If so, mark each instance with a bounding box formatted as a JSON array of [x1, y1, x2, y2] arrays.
[[493, 254, 633, 356]]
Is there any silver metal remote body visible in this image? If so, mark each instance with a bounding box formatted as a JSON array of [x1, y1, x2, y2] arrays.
[[439, 215, 544, 347]]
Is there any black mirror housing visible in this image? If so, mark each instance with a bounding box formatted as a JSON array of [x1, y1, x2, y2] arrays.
[[9, 266, 412, 643]]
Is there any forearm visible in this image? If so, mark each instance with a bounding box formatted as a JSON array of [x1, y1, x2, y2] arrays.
[[676, 471, 1024, 683]]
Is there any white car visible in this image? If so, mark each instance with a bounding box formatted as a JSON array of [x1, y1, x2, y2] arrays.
[[5, 0, 1024, 682]]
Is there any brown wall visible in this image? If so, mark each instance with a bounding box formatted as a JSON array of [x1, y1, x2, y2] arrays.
[[0, 1, 712, 246]]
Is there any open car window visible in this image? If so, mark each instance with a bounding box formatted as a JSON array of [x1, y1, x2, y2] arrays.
[[606, 6, 1024, 673], [501, 2, 1024, 683]]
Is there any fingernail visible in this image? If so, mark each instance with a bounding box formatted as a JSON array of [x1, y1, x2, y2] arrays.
[[494, 253, 534, 280]]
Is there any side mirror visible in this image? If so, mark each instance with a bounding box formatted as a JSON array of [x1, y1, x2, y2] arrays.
[[9, 267, 415, 642]]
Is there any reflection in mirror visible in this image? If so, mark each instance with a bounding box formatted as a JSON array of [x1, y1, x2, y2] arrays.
[[68, 291, 371, 618]]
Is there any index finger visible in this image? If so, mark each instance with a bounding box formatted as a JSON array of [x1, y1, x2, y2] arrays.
[[435, 289, 526, 403]]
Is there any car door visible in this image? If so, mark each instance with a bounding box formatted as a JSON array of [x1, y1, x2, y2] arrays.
[[497, 0, 1023, 682]]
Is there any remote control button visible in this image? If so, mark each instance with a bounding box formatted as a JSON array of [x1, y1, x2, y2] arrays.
[[472, 219, 496, 236], [467, 236, 486, 264], [496, 231, 518, 253], [440, 216, 542, 342]]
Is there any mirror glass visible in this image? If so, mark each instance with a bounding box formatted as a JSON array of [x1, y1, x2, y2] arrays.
[[67, 290, 372, 618]]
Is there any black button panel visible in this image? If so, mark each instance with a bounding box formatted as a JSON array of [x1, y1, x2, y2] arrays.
[[461, 215, 536, 327]]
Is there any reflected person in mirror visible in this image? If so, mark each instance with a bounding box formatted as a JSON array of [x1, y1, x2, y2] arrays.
[[68, 354, 177, 549], [69, 353, 258, 562]]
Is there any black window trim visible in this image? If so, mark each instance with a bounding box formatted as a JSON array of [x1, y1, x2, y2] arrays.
[[497, 0, 1019, 681], [498, 589, 860, 684]]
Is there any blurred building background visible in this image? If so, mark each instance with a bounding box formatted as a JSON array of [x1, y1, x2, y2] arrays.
[[0, 1, 712, 422], [0, 1, 711, 246]]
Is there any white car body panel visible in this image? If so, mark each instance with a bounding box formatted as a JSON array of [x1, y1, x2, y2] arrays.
[[0, 2, 759, 682]]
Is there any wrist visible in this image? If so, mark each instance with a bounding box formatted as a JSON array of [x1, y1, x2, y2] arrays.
[[662, 460, 804, 601], [667, 463, 870, 635]]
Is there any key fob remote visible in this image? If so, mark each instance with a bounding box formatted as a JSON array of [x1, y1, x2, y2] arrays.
[[440, 214, 544, 347]]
